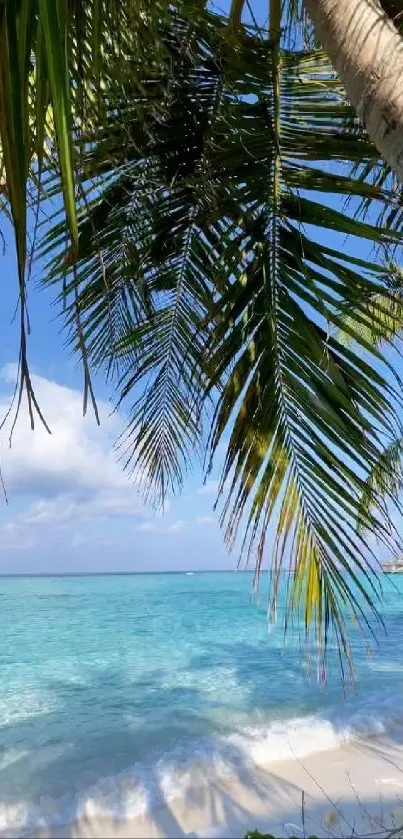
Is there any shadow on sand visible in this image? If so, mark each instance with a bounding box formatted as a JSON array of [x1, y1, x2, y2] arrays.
[[1, 648, 403, 838]]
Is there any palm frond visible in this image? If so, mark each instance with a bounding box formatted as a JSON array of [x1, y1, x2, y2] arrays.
[[0, 0, 185, 429], [357, 437, 403, 537], [337, 260, 403, 544], [42, 5, 227, 500], [40, 8, 403, 670], [338, 261, 403, 348], [199, 44, 403, 671]]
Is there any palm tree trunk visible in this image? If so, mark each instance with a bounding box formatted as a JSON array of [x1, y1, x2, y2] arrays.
[[304, 0, 403, 181]]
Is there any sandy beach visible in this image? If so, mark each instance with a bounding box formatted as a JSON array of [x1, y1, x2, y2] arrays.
[[5, 574, 403, 839], [27, 733, 403, 839]]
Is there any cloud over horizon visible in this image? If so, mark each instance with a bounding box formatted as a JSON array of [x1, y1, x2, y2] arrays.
[[0, 366, 230, 572], [0, 366, 145, 550]]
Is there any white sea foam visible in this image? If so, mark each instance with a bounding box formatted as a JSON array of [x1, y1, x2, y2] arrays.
[[1, 701, 402, 837]]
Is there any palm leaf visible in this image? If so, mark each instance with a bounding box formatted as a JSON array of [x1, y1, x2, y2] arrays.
[[39, 6, 403, 671], [338, 261, 403, 543], [0, 0, 188, 428], [339, 280, 403, 349], [357, 438, 403, 538], [42, 6, 226, 499], [198, 42, 403, 671]]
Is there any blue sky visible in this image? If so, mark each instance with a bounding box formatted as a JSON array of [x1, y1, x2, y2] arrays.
[[0, 220, 393, 576], [0, 0, 263, 576], [0, 0, 399, 574], [0, 219, 235, 574]]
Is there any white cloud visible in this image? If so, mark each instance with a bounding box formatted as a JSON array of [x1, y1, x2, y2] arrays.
[[196, 515, 215, 525], [70, 533, 87, 549], [0, 366, 145, 541], [0, 364, 129, 496], [0, 521, 34, 551], [137, 520, 158, 533], [19, 490, 142, 527], [166, 519, 185, 533], [136, 518, 185, 535], [0, 367, 210, 566], [196, 479, 220, 496]]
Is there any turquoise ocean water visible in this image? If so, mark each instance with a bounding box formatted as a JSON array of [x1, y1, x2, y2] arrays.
[[1, 571, 403, 835]]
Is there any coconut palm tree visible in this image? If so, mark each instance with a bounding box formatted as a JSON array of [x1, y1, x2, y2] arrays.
[[303, 0, 403, 180], [2, 0, 403, 672]]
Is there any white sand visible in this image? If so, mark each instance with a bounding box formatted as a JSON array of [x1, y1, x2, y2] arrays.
[[26, 734, 403, 839]]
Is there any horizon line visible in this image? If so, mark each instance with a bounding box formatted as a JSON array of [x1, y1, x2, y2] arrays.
[[0, 568, 249, 578]]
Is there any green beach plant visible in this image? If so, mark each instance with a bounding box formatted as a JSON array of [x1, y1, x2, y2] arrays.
[[1, 0, 403, 672], [244, 833, 319, 839]]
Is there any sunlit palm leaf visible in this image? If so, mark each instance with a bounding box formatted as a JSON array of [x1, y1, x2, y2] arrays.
[[40, 7, 403, 670], [0, 0, 182, 426], [338, 261, 403, 539], [198, 43, 403, 671], [339, 282, 403, 349], [42, 6, 226, 499], [357, 437, 403, 538]]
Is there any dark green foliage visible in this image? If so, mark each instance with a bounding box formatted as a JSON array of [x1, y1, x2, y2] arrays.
[[2, 0, 403, 672], [245, 832, 319, 839], [39, 3, 403, 673]]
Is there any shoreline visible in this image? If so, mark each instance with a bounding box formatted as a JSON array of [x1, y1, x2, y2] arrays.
[[25, 734, 403, 839]]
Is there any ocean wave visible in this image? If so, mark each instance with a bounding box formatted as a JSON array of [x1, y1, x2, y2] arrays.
[[1, 697, 403, 837]]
